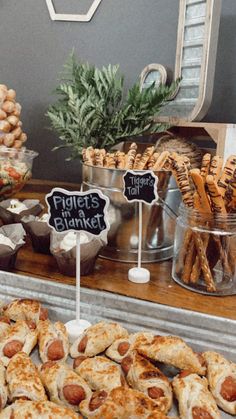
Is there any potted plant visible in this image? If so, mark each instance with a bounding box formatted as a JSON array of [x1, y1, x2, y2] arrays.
[[47, 53, 179, 160], [47, 54, 180, 263]]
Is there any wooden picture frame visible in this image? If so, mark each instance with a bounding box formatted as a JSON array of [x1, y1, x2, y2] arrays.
[[45, 0, 102, 22]]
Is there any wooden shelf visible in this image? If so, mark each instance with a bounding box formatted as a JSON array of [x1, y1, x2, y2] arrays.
[[8, 179, 236, 322]]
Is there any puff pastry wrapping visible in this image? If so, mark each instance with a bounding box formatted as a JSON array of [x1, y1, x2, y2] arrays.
[[172, 371, 220, 419], [3, 299, 48, 325], [0, 318, 11, 340], [80, 386, 167, 419], [125, 352, 172, 414], [0, 400, 81, 419], [135, 335, 206, 375], [6, 352, 47, 402], [70, 321, 128, 358], [105, 332, 154, 363], [75, 355, 126, 392], [0, 361, 7, 410], [203, 351, 236, 414], [0, 320, 37, 366], [39, 361, 92, 412], [37, 320, 69, 363]]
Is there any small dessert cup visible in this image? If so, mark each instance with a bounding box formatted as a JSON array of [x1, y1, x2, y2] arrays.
[[21, 213, 51, 255], [0, 199, 43, 224], [0, 223, 26, 270], [50, 230, 106, 277]]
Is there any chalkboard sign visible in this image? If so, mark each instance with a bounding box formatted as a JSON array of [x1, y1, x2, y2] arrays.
[[123, 170, 158, 205], [46, 187, 110, 237]]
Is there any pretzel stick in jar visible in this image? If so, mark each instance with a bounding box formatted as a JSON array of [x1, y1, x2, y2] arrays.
[[218, 155, 236, 197], [224, 168, 236, 211], [209, 155, 223, 181], [206, 175, 232, 277], [200, 153, 211, 181], [190, 169, 211, 213]]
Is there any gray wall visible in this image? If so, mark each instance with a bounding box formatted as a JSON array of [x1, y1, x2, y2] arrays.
[[0, 0, 235, 182]]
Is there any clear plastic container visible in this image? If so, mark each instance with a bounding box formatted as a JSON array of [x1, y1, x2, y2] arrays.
[[0, 147, 38, 200], [172, 204, 236, 295]]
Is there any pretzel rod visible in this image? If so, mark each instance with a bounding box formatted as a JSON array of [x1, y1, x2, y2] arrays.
[[133, 153, 142, 169], [152, 151, 170, 171], [224, 168, 236, 210], [194, 233, 216, 292], [212, 236, 232, 278], [107, 153, 116, 169], [116, 151, 126, 169], [147, 152, 159, 169], [181, 240, 196, 284], [209, 155, 223, 181], [170, 157, 194, 208], [136, 146, 154, 170], [190, 169, 211, 213], [94, 148, 104, 167], [190, 234, 209, 283], [206, 175, 227, 214], [103, 152, 110, 168], [218, 155, 236, 197], [125, 143, 137, 169], [175, 229, 193, 275], [83, 146, 94, 165], [200, 153, 211, 181]]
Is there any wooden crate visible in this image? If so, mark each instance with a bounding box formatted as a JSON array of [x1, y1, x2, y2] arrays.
[[162, 119, 236, 161]]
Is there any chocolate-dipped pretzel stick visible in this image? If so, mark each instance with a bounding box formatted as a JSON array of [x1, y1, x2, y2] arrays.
[[209, 155, 223, 181], [200, 153, 211, 181], [225, 168, 236, 211], [218, 155, 236, 197], [206, 175, 227, 214], [190, 169, 211, 213], [169, 156, 194, 208]]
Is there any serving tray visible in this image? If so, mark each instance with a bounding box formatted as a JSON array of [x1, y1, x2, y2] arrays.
[[0, 271, 235, 417], [0, 271, 235, 361]]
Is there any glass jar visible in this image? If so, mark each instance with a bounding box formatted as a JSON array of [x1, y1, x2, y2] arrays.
[[172, 204, 236, 295]]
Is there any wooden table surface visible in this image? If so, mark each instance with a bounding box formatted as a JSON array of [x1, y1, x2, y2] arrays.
[[12, 179, 236, 321]]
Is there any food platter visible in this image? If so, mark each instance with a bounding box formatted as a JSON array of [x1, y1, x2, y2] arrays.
[[0, 271, 235, 361], [0, 271, 235, 417]]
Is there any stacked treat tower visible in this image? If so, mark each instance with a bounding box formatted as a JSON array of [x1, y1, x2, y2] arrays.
[[0, 84, 27, 148]]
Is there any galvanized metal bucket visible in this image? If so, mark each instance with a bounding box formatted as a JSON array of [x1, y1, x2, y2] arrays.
[[82, 164, 181, 263]]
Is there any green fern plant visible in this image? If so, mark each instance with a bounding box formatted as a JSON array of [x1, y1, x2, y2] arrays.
[[47, 53, 179, 160]]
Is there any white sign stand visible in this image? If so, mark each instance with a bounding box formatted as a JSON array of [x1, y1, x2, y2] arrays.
[[65, 232, 91, 342], [123, 170, 158, 285], [128, 202, 150, 284], [46, 187, 110, 343]]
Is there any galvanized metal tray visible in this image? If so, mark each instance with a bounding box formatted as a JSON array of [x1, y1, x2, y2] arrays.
[[0, 271, 235, 417]]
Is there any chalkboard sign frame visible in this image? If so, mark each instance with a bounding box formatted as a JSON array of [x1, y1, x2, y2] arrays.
[[123, 170, 158, 206], [45, 187, 110, 238]]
